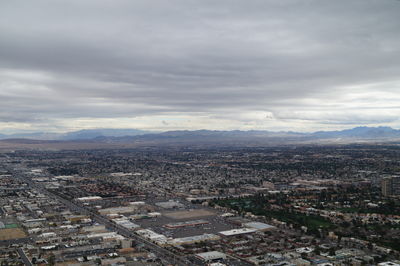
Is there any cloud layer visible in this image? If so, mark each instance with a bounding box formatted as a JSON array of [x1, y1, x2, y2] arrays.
[[1, 0, 400, 132]]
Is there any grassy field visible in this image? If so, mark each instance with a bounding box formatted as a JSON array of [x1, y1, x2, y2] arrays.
[[4, 223, 18, 229]]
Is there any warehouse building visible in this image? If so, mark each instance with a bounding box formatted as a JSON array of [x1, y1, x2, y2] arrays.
[[76, 196, 102, 202], [98, 206, 137, 215], [164, 219, 209, 229], [243, 222, 276, 232], [219, 228, 257, 237], [195, 251, 227, 262], [155, 200, 185, 209], [112, 218, 140, 230], [169, 234, 220, 246], [136, 229, 169, 246]]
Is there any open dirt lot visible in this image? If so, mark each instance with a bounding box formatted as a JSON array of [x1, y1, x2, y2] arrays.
[[0, 228, 26, 240]]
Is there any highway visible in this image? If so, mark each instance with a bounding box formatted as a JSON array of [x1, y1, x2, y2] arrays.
[[5, 164, 194, 266]]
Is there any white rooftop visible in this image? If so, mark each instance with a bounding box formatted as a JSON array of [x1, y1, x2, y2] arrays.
[[378, 263, 400, 266], [77, 196, 102, 201], [244, 222, 275, 231], [170, 234, 220, 245], [219, 228, 257, 236], [196, 251, 226, 261]]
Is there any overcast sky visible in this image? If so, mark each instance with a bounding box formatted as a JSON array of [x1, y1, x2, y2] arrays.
[[1, 0, 400, 133]]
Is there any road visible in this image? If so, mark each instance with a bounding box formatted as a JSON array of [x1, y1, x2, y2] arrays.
[[17, 248, 33, 266], [5, 164, 195, 266], [0, 237, 33, 247]]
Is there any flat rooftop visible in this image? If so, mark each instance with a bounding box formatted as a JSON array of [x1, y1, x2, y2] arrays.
[[219, 228, 258, 236]]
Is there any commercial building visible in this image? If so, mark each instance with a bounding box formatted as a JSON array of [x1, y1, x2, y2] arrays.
[[243, 222, 276, 232], [81, 225, 106, 233], [129, 201, 145, 206], [155, 200, 185, 209], [76, 196, 102, 202], [382, 176, 400, 197], [169, 234, 220, 246], [129, 212, 161, 220], [218, 228, 257, 237], [112, 218, 140, 230], [87, 232, 125, 241], [136, 229, 169, 246], [164, 219, 209, 229], [98, 206, 137, 215], [378, 262, 400, 266], [195, 251, 227, 262]]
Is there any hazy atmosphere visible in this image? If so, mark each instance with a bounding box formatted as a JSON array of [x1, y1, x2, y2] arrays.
[[1, 0, 400, 133]]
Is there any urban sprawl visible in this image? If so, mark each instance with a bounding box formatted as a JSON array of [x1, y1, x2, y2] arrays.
[[1, 145, 400, 266]]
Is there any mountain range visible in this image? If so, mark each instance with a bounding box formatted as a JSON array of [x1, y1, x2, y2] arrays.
[[1, 127, 400, 146], [0, 128, 151, 141]]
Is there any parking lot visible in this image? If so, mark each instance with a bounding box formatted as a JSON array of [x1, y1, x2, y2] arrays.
[[134, 204, 237, 238]]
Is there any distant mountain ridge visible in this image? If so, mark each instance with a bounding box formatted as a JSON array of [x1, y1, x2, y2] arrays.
[[311, 126, 400, 139], [0, 128, 151, 140], [0, 127, 400, 145], [119, 126, 400, 144], [62, 128, 151, 140]]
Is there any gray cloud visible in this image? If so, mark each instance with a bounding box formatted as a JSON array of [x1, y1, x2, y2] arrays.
[[0, 0, 400, 132]]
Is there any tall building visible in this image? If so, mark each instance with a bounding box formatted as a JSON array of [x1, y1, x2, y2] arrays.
[[394, 176, 400, 196], [381, 176, 400, 197], [382, 177, 392, 197]]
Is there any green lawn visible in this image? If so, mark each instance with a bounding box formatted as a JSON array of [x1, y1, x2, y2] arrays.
[[4, 224, 18, 229]]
